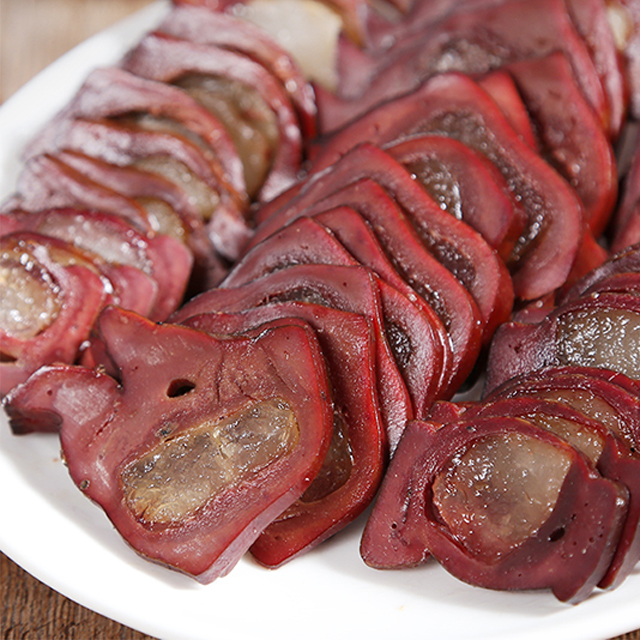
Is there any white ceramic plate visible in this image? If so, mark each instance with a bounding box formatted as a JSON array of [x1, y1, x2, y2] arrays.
[[1, 4, 640, 639]]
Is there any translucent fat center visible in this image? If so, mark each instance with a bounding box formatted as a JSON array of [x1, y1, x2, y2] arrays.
[[0, 250, 62, 340], [35, 213, 145, 270], [136, 197, 186, 241], [525, 412, 604, 467], [121, 399, 299, 526], [175, 74, 278, 199], [133, 155, 220, 222], [557, 308, 640, 380], [534, 388, 633, 451], [432, 432, 571, 562], [299, 410, 352, 503], [235, 0, 342, 91]]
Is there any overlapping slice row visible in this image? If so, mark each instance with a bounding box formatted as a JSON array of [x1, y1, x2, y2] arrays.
[[5, 306, 336, 581], [359, 247, 640, 602], [484, 245, 640, 394], [0, 6, 321, 387], [361, 413, 630, 603]]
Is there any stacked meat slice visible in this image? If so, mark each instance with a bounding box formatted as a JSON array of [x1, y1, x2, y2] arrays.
[[2, 0, 640, 603], [1, 10, 315, 394]]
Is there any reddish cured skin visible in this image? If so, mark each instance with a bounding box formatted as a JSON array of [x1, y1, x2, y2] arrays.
[[25, 66, 245, 197], [38, 150, 227, 291], [5, 306, 334, 582], [252, 177, 482, 397], [563, 0, 629, 138], [1, 210, 159, 319], [505, 52, 618, 238], [1, 207, 193, 322], [386, 134, 526, 260], [431, 394, 640, 590], [0, 233, 107, 396], [361, 416, 628, 603], [558, 243, 640, 304], [250, 143, 512, 341], [325, 0, 609, 135], [612, 208, 640, 254], [21, 93, 250, 261], [313, 206, 453, 403], [223, 212, 448, 415], [478, 69, 539, 150], [612, 136, 640, 253], [4, 152, 225, 291], [619, 0, 640, 119], [171, 263, 413, 447], [311, 74, 584, 300], [181, 304, 386, 566], [484, 292, 640, 392], [371, 0, 629, 136], [157, 6, 317, 140], [483, 366, 640, 453], [122, 32, 303, 202], [4, 153, 153, 233]]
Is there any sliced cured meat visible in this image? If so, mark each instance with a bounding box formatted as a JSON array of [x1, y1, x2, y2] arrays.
[[250, 143, 512, 340], [612, 206, 640, 253], [558, 243, 640, 303], [429, 394, 640, 590], [3, 152, 225, 291], [253, 177, 482, 396], [25, 66, 245, 197], [44, 150, 226, 291], [326, 0, 610, 134], [477, 69, 539, 151], [385, 134, 526, 259], [4, 306, 334, 582], [505, 52, 618, 237], [485, 292, 640, 391], [311, 74, 585, 300], [360, 416, 628, 603], [0, 233, 107, 395], [22, 117, 250, 260], [1, 208, 193, 322], [157, 6, 317, 139], [181, 304, 386, 566], [1, 211, 158, 321], [483, 366, 640, 453], [4, 153, 153, 233], [313, 206, 453, 402], [617, 0, 640, 119], [171, 263, 413, 445], [122, 32, 302, 201], [563, 0, 629, 137], [611, 132, 640, 252], [226, 215, 445, 422]]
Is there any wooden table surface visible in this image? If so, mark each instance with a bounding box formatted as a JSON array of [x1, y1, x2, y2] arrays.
[[1, 1, 640, 639]]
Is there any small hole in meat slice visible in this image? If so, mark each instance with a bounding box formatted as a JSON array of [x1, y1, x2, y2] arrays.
[[166, 379, 196, 398], [548, 526, 566, 542]]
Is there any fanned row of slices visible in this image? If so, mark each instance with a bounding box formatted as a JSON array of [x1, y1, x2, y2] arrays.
[[2, 0, 640, 603]]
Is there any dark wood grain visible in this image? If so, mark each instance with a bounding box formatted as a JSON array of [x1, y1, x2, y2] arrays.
[[1, 552, 157, 640]]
